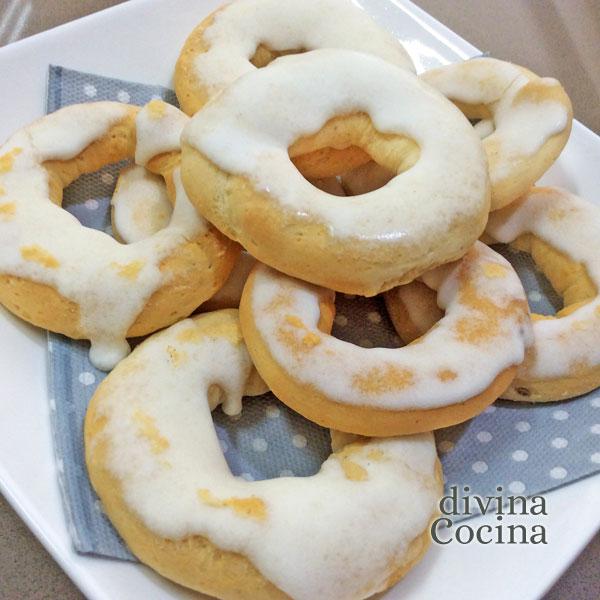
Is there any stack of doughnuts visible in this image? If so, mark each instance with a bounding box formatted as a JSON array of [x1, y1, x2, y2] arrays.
[[1, 0, 596, 597]]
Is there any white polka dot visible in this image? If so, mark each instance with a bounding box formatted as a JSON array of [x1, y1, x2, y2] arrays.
[[49, 398, 56, 411], [551, 437, 568, 449], [590, 453, 600, 464], [334, 315, 348, 327], [367, 311, 382, 324], [101, 172, 114, 185], [78, 371, 95, 386], [117, 90, 131, 103], [484, 405, 496, 414], [94, 499, 104, 514], [438, 440, 454, 453], [252, 437, 268, 452], [591, 424, 600, 435], [591, 398, 600, 408], [472, 461, 488, 474], [219, 438, 229, 453], [343, 294, 356, 300], [279, 469, 294, 477], [528, 290, 542, 303], [515, 421, 531, 432], [292, 434, 307, 449], [550, 466, 567, 480], [553, 410, 569, 421], [476, 431, 492, 443], [512, 450, 528, 462], [508, 481, 526, 494], [85, 198, 99, 210], [48, 341, 53, 353], [240, 472, 254, 481], [83, 84, 97, 97], [266, 405, 280, 419], [358, 338, 374, 348]]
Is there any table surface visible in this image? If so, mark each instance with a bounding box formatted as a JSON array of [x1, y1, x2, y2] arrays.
[[0, 0, 598, 598]]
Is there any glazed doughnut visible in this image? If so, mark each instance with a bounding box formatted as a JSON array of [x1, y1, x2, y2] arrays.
[[110, 165, 172, 244], [175, 0, 415, 115], [486, 187, 600, 401], [421, 57, 572, 210], [0, 100, 237, 370], [85, 309, 442, 600], [239, 242, 532, 436], [182, 49, 491, 296]]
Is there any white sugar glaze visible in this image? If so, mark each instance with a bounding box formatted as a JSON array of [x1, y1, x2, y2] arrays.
[[194, 0, 414, 99], [486, 187, 600, 379], [248, 242, 532, 410], [0, 101, 206, 370], [111, 166, 172, 244], [135, 100, 189, 165], [92, 311, 440, 600], [184, 49, 488, 241]]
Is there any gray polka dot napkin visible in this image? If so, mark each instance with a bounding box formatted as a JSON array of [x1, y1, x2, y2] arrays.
[[46, 66, 600, 560]]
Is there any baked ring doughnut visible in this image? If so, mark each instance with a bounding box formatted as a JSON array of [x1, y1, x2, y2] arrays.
[[486, 187, 600, 401], [175, 0, 415, 115], [85, 309, 442, 599], [182, 49, 490, 296], [239, 242, 531, 436], [421, 57, 572, 210], [0, 100, 237, 370]]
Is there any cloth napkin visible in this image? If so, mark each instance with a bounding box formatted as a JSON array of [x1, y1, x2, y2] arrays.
[[46, 65, 600, 560]]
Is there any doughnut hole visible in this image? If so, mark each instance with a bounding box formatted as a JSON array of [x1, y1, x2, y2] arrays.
[[506, 234, 597, 318], [249, 45, 306, 68], [288, 112, 419, 196]]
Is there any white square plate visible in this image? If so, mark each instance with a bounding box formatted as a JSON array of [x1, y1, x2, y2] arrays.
[[0, 1, 599, 598]]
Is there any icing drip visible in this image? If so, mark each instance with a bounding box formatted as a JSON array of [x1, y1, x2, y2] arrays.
[[194, 0, 414, 98], [94, 312, 440, 600], [0, 101, 206, 370]]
